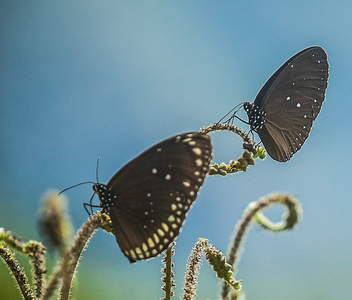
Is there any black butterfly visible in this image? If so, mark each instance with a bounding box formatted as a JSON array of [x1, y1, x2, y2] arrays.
[[221, 46, 329, 162], [91, 132, 212, 263]]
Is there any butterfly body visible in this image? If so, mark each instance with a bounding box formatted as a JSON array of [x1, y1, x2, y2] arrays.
[[93, 183, 116, 212], [243, 102, 267, 131], [237, 46, 329, 162], [93, 132, 212, 263]]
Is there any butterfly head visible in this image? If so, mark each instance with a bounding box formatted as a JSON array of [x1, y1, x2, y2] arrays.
[[243, 102, 267, 132]]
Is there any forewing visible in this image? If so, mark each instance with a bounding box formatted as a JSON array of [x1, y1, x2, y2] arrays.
[[255, 46, 329, 161], [255, 46, 329, 116], [107, 132, 212, 262]]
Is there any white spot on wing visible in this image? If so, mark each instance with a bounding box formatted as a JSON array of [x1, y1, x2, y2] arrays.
[[148, 238, 155, 248], [183, 181, 191, 187], [142, 243, 148, 251], [129, 249, 137, 260], [195, 159, 203, 167], [161, 223, 169, 232], [188, 140, 196, 146], [192, 147, 202, 156], [154, 233, 161, 243]]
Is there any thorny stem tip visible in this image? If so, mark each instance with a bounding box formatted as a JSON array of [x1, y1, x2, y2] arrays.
[[161, 243, 176, 300], [183, 239, 209, 300], [0, 243, 35, 300], [42, 212, 109, 300], [0, 228, 46, 299]]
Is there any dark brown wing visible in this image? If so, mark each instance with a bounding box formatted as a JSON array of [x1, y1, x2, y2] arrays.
[[255, 46, 329, 161], [106, 132, 212, 262]]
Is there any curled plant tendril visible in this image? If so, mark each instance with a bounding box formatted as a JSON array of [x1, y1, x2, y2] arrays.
[[221, 193, 302, 299], [200, 123, 251, 148], [251, 194, 302, 232], [201, 123, 265, 176]]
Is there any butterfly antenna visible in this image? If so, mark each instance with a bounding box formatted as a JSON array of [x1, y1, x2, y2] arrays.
[[96, 157, 100, 183], [58, 181, 96, 195], [217, 103, 244, 125]]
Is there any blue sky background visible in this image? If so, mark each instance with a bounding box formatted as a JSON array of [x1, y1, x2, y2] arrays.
[[1, 1, 351, 299]]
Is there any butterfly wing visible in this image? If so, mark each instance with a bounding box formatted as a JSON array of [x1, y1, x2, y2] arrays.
[[106, 132, 212, 262], [254, 46, 329, 161]]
